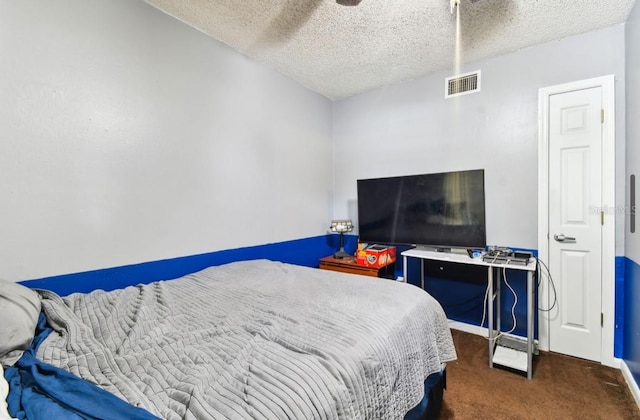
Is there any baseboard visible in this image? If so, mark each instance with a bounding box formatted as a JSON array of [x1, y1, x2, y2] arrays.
[[606, 356, 622, 369], [620, 360, 640, 409], [448, 320, 488, 337], [447, 320, 529, 342], [448, 320, 540, 354]]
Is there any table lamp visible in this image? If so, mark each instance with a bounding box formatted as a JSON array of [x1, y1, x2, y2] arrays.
[[329, 219, 354, 259]]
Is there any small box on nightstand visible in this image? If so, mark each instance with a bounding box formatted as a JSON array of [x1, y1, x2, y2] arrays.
[[356, 244, 396, 268]]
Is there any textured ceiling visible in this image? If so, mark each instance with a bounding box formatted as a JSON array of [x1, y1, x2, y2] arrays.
[[143, 0, 636, 100]]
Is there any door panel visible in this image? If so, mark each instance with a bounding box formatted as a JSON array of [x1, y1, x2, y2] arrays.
[[560, 250, 588, 329], [562, 148, 588, 223]]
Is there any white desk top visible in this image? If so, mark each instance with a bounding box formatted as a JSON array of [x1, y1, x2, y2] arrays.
[[401, 248, 537, 272]]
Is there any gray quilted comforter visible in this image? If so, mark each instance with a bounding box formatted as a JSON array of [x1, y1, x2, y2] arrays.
[[37, 259, 456, 420]]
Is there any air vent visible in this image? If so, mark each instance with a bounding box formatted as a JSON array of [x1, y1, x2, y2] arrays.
[[445, 70, 481, 98]]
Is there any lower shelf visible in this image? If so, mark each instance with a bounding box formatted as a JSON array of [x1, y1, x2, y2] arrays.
[[492, 345, 528, 372]]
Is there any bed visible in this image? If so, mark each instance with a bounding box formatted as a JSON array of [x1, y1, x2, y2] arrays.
[[2, 259, 456, 419]]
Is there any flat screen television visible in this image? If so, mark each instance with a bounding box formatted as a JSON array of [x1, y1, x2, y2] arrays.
[[356, 169, 486, 250]]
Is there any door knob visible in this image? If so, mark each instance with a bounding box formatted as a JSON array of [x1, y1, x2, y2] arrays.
[[553, 233, 576, 242]]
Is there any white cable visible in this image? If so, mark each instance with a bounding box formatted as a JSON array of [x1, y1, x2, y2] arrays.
[[481, 257, 519, 342], [480, 252, 500, 330], [494, 265, 518, 342], [480, 276, 491, 329]]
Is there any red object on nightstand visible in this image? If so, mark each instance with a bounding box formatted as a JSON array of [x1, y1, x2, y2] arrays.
[[356, 245, 396, 268], [319, 254, 395, 279]]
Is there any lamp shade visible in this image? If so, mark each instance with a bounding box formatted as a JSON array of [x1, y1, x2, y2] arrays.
[[330, 219, 354, 233]]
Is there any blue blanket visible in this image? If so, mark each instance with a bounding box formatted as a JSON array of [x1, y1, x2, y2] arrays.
[[4, 314, 159, 420]]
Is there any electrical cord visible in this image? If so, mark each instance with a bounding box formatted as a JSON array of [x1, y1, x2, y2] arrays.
[[479, 255, 494, 329], [479, 252, 519, 341], [480, 276, 491, 330], [480, 250, 510, 334], [536, 257, 558, 312], [494, 265, 518, 342], [479, 253, 558, 341], [479, 252, 501, 332]]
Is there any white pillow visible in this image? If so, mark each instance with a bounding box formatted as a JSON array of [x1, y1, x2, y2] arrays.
[[0, 279, 41, 366]]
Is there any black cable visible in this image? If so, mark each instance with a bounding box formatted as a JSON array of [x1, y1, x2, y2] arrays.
[[536, 257, 558, 312]]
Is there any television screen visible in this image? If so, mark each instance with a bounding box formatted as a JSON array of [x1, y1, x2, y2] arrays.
[[356, 169, 486, 249]]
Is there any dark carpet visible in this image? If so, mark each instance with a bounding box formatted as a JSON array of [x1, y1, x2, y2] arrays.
[[440, 329, 640, 419]]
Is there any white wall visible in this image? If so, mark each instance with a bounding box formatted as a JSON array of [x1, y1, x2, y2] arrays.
[[333, 25, 626, 251], [0, 0, 333, 281], [626, 0, 640, 262]]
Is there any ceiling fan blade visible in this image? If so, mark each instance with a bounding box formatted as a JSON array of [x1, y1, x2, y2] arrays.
[[336, 0, 363, 5], [257, 0, 323, 45]]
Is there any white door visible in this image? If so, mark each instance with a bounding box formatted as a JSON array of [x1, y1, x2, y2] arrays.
[[548, 87, 602, 362]]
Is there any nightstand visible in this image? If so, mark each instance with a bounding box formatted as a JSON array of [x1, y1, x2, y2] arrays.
[[319, 256, 395, 279]]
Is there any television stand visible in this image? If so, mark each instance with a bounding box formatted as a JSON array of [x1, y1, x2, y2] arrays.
[[401, 248, 537, 379]]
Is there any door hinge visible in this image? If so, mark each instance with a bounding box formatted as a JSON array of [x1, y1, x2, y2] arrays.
[[601, 211, 604, 226], [601, 109, 605, 124], [601, 312, 604, 327]]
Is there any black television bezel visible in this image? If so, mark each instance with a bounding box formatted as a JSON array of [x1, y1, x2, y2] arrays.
[[356, 169, 487, 250]]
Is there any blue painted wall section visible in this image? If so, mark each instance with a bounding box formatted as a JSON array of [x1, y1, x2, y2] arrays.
[[615, 256, 626, 359], [21, 235, 632, 380], [21, 235, 348, 296], [624, 257, 640, 386]]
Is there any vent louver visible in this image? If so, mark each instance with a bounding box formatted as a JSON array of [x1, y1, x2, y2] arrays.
[[445, 70, 481, 98]]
